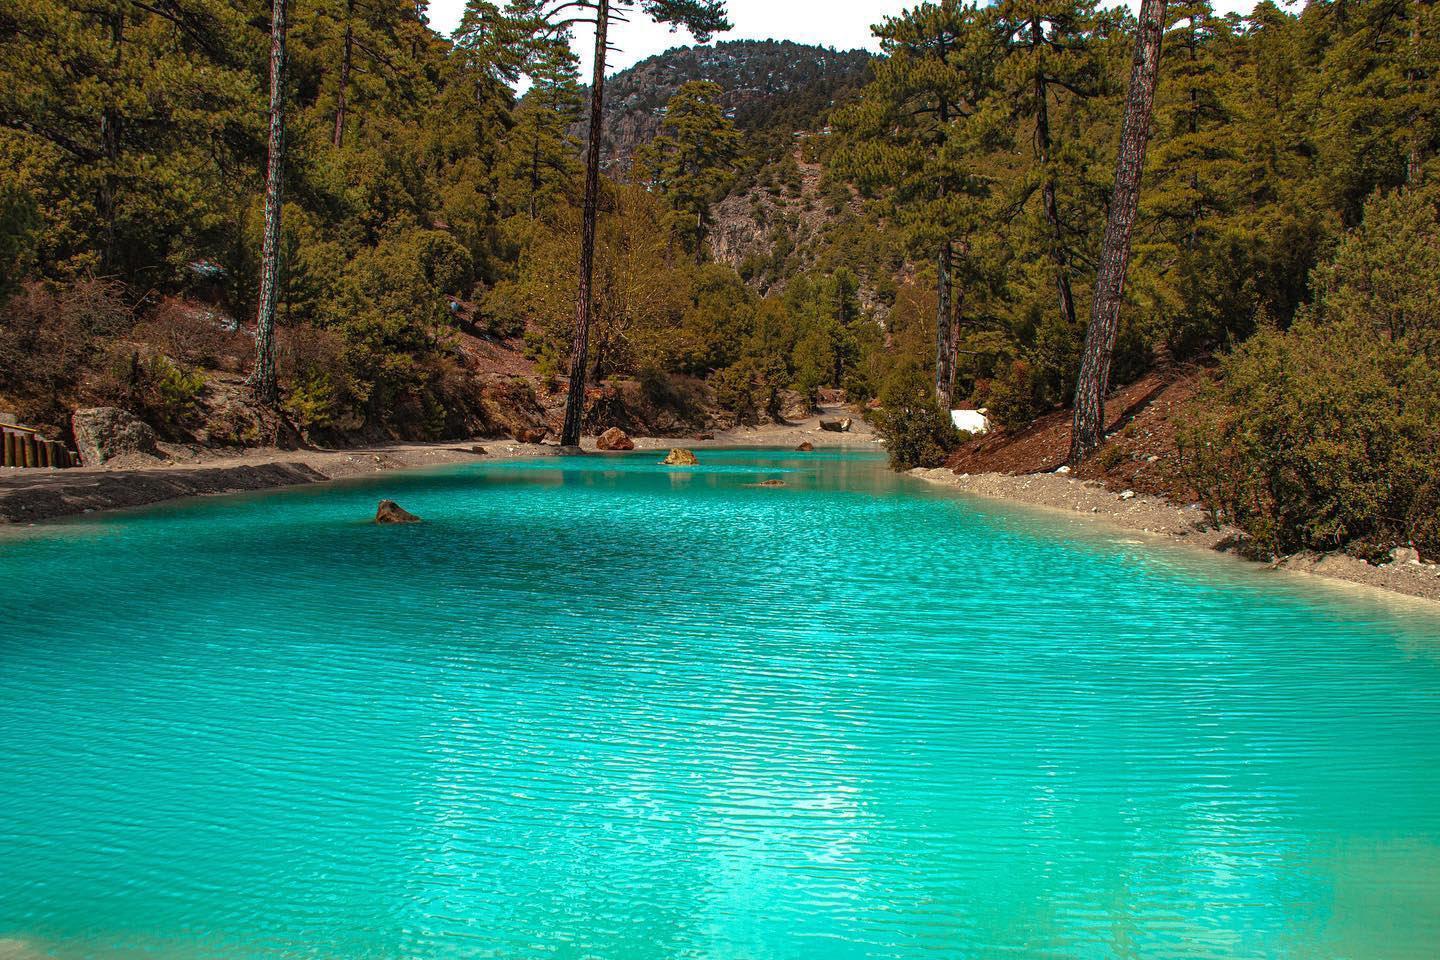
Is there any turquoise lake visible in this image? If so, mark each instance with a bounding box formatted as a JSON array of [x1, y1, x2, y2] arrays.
[[2, 449, 1439, 959]]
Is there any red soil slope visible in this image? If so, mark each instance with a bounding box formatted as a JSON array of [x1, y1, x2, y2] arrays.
[[946, 362, 1217, 502]]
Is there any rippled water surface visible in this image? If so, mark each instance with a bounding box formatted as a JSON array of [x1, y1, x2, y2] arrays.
[[3, 449, 1440, 959]]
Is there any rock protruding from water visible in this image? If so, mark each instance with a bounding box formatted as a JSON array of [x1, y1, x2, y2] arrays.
[[819, 418, 852, 433], [796, 441, 814, 452], [375, 500, 422, 524], [596, 427, 635, 451], [71, 407, 161, 467], [661, 448, 699, 466]]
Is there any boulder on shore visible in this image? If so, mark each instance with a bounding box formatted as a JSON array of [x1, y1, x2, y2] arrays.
[[375, 500, 422, 524], [819, 418, 852, 433], [796, 441, 814, 452], [661, 448, 699, 466], [512, 426, 548, 444], [777, 390, 813, 423], [71, 407, 161, 467], [596, 427, 635, 451]]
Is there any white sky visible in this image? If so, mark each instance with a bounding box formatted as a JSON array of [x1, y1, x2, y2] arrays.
[[427, 0, 1261, 79]]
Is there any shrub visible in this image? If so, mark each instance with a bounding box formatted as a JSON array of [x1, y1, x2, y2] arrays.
[[0, 280, 130, 433], [95, 351, 207, 432], [133, 298, 249, 372], [1177, 188, 1440, 560], [979, 359, 1041, 430], [874, 365, 960, 471], [1177, 318, 1440, 559]]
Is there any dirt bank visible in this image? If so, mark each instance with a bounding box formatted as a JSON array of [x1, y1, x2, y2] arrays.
[[0, 406, 877, 525], [910, 468, 1440, 606]]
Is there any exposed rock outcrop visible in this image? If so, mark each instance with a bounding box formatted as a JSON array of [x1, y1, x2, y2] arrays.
[[71, 407, 161, 467], [375, 500, 422, 524], [819, 418, 852, 433], [777, 390, 813, 423]]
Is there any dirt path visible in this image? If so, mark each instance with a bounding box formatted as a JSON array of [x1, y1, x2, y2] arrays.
[[0, 407, 878, 526]]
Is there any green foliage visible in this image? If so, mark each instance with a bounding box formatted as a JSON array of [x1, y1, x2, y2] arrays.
[[633, 80, 742, 256], [1178, 188, 1440, 560], [873, 365, 961, 470], [1179, 318, 1440, 560]]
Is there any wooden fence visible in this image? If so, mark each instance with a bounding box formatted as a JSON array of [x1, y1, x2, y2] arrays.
[[1, 423, 77, 469]]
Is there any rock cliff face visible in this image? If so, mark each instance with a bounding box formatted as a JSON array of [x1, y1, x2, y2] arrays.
[[584, 40, 872, 168], [708, 146, 854, 285]]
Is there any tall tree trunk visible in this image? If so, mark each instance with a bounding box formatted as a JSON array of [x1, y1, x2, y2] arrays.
[[934, 85, 954, 408], [561, 0, 609, 447], [1031, 18, 1077, 336], [1068, 0, 1167, 467], [99, 9, 124, 271], [251, 0, 288, 406], [333, 0, 354, 148], [935, 240, 954, 407], [1407, 1, 1424, 183]]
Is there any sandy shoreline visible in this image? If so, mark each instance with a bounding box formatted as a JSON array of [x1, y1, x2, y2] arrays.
[[0, 409, 879, 526], [909, 467, 1440, 607]]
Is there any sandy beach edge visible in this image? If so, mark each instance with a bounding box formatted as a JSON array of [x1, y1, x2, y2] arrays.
[[907, 467, 1440, 609]]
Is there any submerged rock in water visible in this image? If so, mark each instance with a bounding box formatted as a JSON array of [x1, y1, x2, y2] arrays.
[[796, 441, 814, 452], [375, 500, 421, 524], [819, 418, 852, 433], [661, 448, 699, 466], [71, 407, 161, 467], [596, 427, 635, 451], [758, 479, 786, 487]]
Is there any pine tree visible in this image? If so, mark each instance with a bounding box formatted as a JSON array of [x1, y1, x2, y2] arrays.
[[541, 0, 732, 447], [989, 0, 1104, 343], [833, 0, 1000, 407], [632, 80, 741, 259], [251, 0, 290, 406], [1069, 0, 1167, 465], [506, 39, 583, 220]]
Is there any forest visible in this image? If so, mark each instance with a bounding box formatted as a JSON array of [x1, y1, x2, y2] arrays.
[[1, 0, 1437, 558]]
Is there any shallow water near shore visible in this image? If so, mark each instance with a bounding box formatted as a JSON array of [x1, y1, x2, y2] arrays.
[[2, 448, 1439, 959]]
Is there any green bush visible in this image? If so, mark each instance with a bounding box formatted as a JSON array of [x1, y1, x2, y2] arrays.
[[874, 365, 961, 471], [1177, 318, 1440, 560], [1178, 187, 1440, 561]]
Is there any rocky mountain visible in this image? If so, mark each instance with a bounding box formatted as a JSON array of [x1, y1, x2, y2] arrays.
[[586, 39, 873, 167]]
